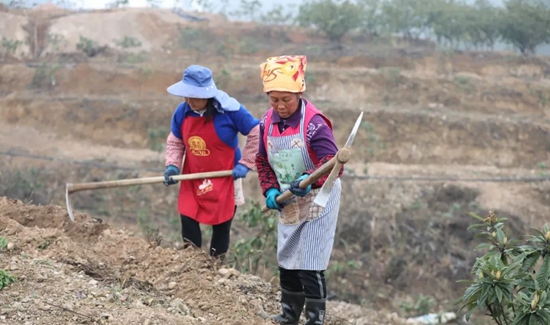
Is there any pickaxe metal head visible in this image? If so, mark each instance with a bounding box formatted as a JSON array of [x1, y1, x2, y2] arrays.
[[313, 111, 363, 207], [66, 184, 76, 222]]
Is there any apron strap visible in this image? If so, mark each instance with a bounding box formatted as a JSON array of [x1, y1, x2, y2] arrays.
[[267, 119, 274, 137], [298, 99, 306, 137]]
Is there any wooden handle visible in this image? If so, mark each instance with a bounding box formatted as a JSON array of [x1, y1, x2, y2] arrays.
[[66, 170, 233, 194], [261, 148, 350, 213]]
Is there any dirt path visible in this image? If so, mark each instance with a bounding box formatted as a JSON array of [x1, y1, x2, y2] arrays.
[[3, 117, 547, 236], [0, 121, 163, 167]]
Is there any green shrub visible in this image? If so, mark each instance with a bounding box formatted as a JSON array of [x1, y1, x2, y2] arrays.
[[0, 269, 16, 291], [458, 211, 550, 325]]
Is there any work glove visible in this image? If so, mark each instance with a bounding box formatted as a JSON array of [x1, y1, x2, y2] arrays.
[[232, 163, 250, 180], [265, 188, 282, 210], [164, 165, 180, 186], [289, 174, 311, 197]]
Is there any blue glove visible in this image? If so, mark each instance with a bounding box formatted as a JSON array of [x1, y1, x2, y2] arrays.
[[232, 163, 250, 180], [164, 165, 180, 186], [265, 188, 282, 210], [289, 174, 311, 197]]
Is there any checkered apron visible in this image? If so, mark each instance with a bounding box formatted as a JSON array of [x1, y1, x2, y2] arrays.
[[266, 104, 341, 271]]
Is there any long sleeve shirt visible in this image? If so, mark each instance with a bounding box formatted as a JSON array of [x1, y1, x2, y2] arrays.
[[165, 101, 259, 170], [255, 103, 344, 196]]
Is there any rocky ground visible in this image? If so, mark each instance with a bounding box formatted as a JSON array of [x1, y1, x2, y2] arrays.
[[0, 197, 413, 325]]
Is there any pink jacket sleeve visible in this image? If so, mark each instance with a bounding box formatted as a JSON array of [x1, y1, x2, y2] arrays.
[[165, 132, 185, 168], [239, 124, 259, 171]]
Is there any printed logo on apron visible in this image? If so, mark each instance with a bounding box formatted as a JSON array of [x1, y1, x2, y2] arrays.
[[179, 114, 235, 225], [267, 140, 276, 152], [271, 141, 305, 184], [197, 179, 213, 196], [188, 136, 210, 156], [266, 104, 325, 226], [291, 138, 303, 148]]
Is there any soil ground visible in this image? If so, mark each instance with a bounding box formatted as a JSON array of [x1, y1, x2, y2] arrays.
[[1, 4, 550, 325]]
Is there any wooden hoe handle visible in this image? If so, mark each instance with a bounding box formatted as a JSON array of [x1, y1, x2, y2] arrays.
[[260, 148, 350, 213]]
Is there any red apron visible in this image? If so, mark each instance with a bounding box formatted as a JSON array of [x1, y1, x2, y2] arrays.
[[178, 115, 235, 225]]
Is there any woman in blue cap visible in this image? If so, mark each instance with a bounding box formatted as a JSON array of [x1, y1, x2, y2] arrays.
[[163, 64, 260, 261]]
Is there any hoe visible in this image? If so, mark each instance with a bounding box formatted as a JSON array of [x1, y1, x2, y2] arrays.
[[65, 170, 233, 222], [65, 111, 363, 220]]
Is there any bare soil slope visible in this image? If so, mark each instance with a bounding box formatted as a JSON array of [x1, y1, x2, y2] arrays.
[[0, 5, 549, 324], [0, 197, 408, 325]]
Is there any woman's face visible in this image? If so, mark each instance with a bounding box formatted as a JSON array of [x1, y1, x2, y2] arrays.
[[268, 91, 301, 119], [185, 97, 208, 111]]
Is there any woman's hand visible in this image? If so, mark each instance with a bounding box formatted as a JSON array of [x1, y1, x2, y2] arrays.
[[232, 163, 250, 180], [164, 165, 180, 186], [266, 188, 282, 210], [289, 174, 311, 197]]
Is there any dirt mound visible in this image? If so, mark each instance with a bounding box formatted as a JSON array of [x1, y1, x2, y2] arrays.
[[0, 197, 410, 325], [44, 8, 215, 55], [32, 3, 65, 13], [0, 12, 31, 58]]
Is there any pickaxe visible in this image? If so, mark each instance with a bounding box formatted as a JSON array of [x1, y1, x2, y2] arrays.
[[65, 170, 233, 222], [261, 111, 363, 213]]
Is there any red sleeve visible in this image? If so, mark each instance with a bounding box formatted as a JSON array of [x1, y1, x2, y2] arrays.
[[254, 114, 280, 196], [255, 152, 280, 196]]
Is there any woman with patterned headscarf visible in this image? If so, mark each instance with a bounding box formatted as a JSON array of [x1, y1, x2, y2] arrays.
[[255, 55, 343, 325]]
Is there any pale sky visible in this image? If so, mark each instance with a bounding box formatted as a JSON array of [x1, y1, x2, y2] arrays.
[[4, 0, 343, 11], [81, 0, 150, 8], [2, 0, 512, 9], [2, 0, 508, 11], [74, 0, 200, 10]]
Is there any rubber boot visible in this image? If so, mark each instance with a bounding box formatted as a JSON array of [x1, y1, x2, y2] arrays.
[[270, 288, 305, 325], [304, 298, 326, 325]]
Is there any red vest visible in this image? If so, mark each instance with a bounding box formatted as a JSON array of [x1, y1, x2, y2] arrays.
[[262, 100, 333, 165], [178, 115, 235, 225]]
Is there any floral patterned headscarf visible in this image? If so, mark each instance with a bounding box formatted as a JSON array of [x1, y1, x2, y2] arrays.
[[259, 55, 307, 93]]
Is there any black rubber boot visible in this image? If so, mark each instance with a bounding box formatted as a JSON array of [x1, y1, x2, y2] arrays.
[[304, 298, 326, 325], [270, 288, 305, 325]]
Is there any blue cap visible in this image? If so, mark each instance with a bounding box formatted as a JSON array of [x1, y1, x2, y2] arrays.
[[167, 65, 218, 98]]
